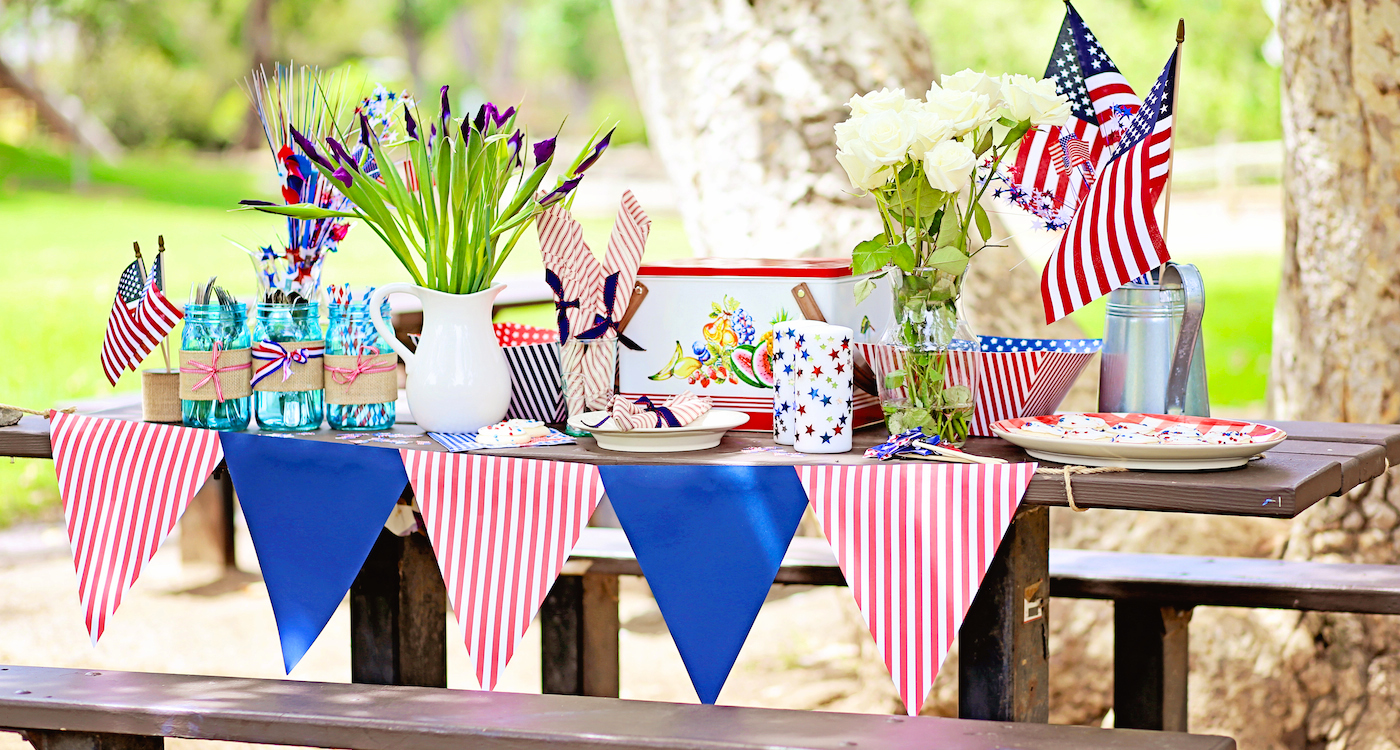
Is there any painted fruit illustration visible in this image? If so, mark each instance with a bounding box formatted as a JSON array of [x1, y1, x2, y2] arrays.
[[648, 297, 789, 390]]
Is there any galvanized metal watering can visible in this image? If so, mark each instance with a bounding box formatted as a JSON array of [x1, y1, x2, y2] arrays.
[[1097, 263, 1210, 416]]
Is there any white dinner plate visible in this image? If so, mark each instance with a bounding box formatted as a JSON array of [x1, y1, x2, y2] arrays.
[[567, 409, 751, 453], [991, 413, 1287, 471]]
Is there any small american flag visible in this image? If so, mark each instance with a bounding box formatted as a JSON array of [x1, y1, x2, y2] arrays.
[[49, 413, 224, 642], [1048, 132, 1095, 180], [1008, 1, 1142, 223], [797, 462, 1037, 715], [1041, 49, 1178, 324], [100, 254, 183, 385]]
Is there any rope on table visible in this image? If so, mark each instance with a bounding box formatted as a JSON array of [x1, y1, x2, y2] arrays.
[[1034, 465, 1127, 512], [0, 402, 75, 427]]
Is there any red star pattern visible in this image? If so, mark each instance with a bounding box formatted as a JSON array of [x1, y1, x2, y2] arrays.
[[804, 425, 816, 435], [835, 362, 846, 374], [828, 349, 841, 360], [812, 366, 823, 377]]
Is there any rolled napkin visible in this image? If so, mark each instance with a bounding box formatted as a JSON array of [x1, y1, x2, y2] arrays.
[[771, 319, 826, 445], [792, 323, 854, 454], [603, 390, 712, 431]]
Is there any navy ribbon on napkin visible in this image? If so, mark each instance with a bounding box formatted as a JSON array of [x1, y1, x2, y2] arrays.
[[545, 269, 580, 344], [575, 272, 644, 351], [633, 395, 681, 427]]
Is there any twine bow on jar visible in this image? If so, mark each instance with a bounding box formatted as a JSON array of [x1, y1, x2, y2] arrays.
[[252, 340, 325, 387], [325, 347, 396, 386], [180, 342, 252, 403]]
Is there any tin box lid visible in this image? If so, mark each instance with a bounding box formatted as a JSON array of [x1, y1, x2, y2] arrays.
[[638, 257, 855, 279]]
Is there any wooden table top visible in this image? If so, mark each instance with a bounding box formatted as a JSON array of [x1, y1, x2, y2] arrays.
[[4, 398, 1396, 519]]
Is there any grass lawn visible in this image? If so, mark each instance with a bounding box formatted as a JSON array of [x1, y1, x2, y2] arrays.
[[0, 147, 1280, 526]]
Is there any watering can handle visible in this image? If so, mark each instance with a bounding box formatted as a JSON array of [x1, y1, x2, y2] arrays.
[[1160, 263, 1204, 416]]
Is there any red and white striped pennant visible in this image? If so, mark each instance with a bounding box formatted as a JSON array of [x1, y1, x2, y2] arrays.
[[401, 451, 604, 689], [796, 462, 1037, 715], [49, 413, 223, 642]]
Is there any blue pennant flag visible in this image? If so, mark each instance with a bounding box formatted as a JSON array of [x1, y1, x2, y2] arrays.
[[219, 433, 408, 673], [598, 465, 809, 704]]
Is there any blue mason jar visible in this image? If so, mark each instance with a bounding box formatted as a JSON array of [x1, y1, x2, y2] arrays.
[[180, 303, 252, 431], [324, 299, 397, 430], [251, 302, 325, 431]]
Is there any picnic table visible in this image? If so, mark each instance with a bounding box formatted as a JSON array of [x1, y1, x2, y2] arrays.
[[2, 399, 1397, 725]]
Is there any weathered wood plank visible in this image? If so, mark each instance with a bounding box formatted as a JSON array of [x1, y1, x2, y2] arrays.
[[540, 574, 621, 697], [1265, 440, 1386, 493], [1049, 549, 1400, 614], [1258, 420, 1400, 464], [1113, 603, 1192, 732], [959, 506, 1050, 723], [177, 470, 237, 569], [349, 525, 447, 688], [22, 730, 161, 750], [0, 666, 1237, 750]]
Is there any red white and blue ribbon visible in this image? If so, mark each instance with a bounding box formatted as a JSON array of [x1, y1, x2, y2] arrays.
[[252, 340, 325, 387]]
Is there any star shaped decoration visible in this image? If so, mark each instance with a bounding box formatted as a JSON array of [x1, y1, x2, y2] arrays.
[[805, 425, 816, 436], [796, 335, 806, 347], [797, 404, 807, 415], [839, 414, 848, 425], [812, 366, 823, 377], [833, 425, 844, 435], [820, 433, 832, 444], [801, 350, 811, 361], [835, 363, 846, 374], [820, 395, 833, 406], [808, 387, 820, 399], [828, 349, 840, 361], [841, 337, 850, 350]]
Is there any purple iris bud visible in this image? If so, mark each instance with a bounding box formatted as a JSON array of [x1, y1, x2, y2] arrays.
[[290, 126, 335, 172], [359, 112, 374, 148], [473, 104, 488, 133], [475, 103, 498, 133], [325, 136, 358, 171], [508, 130, 523, 166], [404, 105, 418, 140], [239, 199, 276, 207], [428, 123, 437, 151], [576, 127, 615, 175], [494, 106, 515, 127], [539, 176, 581, 207], [333, 167, 353, 188], [439, 85, 451, 123], [533, 137, 557, 164]]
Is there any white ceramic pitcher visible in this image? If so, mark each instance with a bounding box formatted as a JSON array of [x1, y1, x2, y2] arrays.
[[369, 282, 510, 433]]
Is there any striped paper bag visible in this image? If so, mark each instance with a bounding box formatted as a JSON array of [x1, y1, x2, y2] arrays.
[[970, 336, 1101, 437], [495, 323, 566, 423]]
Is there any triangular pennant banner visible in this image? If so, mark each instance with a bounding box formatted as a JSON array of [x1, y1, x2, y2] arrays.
[[796, 462, 1037, 715], [599, 465, 809, 704], [219, 432, 407, 673], [402, 451, 604, 690], [50, 413, 224, 643]]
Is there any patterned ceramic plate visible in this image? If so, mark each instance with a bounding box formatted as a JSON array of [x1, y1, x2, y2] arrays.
[[568, 409, 751, 453], [991, 412, 1287, 470]]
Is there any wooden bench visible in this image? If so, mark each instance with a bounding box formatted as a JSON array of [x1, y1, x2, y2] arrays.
[[0, 665, 1234, 750], [545, 527, 1400, 732]]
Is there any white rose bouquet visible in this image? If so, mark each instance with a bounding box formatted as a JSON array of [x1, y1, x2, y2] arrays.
[[836, 69, 1070, 443]]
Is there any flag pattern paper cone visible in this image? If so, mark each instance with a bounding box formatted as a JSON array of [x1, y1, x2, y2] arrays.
[[402, 451, 604, 689], [49, 413, 223, 642], [796, 462, 1036, 715], [970, 337, 1100, 437], [792, 323, 854, 454]]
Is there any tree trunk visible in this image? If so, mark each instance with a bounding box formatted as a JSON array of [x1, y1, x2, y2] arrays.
[[610, 0, 1091, 348], [1251, 0, 1400, 746], [241, 0, 275, 151]]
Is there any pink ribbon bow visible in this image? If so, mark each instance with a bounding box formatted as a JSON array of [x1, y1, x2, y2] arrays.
[[180, 341, 251, 403], [603, 390, 712, 431], [325, 347, 397, 385], [252, 340, 324, 387]]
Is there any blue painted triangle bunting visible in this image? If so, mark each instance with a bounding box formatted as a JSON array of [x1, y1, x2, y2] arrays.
[[795, 462, 1037, 715], [598, 465, 810, 704], [219, 432, 408, 673]]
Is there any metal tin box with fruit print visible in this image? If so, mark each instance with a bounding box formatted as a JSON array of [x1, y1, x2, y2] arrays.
[[618, 258, 891, 432]]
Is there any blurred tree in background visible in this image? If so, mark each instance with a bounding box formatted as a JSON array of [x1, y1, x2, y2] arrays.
[[0, 0, 1278, 153]]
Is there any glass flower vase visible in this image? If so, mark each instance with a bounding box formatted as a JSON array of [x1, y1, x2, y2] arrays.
[[874, 266, 980, 446]]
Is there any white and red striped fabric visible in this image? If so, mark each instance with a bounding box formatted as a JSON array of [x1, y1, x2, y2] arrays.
[[796, 462, 1036, 715], [401, 451, 604, 689], [49, 413, 223, 642], [972, 339, 1100, 437], [1041, 49, 1177, 324]]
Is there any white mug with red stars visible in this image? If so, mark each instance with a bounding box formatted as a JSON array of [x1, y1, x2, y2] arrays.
[[792, 323, 854, 454]]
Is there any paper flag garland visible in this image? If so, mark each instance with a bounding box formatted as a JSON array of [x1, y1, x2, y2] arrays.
[[219, 432, 408, 673], [599, 465, 810, 704], [49, 413, 223, 643], [796, 462, 1036, 715], [402, 451, 604, 690]]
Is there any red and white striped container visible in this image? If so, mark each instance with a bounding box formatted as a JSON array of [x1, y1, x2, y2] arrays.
[[618, 258, 890, 432]]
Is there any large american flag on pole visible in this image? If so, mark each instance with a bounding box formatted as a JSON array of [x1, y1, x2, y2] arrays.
[[1041, 49, 1178, 323], [796, 463, 1037, 715], [99, 254, 183, 385], [49, 413, 224, 642], [1007, 2, 1142, 226], [401, 451, 604, 690]]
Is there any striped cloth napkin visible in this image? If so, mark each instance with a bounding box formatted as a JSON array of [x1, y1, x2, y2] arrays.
[[605, 391, 712, 431]]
